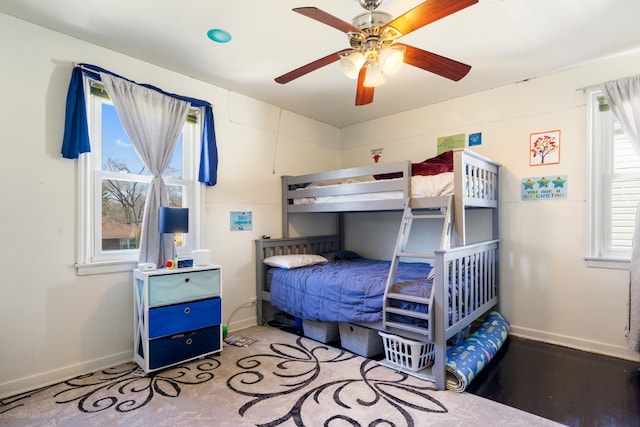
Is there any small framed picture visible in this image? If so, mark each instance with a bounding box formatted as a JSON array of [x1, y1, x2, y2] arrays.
[[530, 130, 560, 166]]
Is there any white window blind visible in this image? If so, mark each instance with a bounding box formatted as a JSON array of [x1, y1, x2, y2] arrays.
[[609, 121, 640, 251], [588, 89, 640, 267]]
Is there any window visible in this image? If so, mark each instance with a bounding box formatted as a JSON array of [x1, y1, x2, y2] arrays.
[[77, 79, 202, 274], [587, 88, 640, 267]]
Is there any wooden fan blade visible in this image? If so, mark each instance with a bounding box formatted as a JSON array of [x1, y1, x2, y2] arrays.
[[400, 44, 471, 81], [275, 49, 351, 84], [355, 67, 374, 106], [294, 7, 364, 34], [384, 0, 478, 38]]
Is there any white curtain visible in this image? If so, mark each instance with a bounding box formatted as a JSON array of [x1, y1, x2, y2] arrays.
[[100, 73, 190, 266], [601, 75, 640, 352]]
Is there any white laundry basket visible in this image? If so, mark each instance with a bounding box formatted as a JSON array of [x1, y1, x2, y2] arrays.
[[379, 331, 435, 372]]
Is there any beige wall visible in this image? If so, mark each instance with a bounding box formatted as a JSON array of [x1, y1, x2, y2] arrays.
[[340, 52, 640, 362], [0, 13, 340, 397]]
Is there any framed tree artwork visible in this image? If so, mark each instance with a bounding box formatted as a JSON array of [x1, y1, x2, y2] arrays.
[[530, 130, 560, 166]]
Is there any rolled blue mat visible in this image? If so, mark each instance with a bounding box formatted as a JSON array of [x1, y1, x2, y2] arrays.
[[440, 311, 510, 392]]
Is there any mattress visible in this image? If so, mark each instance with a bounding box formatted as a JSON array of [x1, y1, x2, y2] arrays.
[[292, 172, 454, 205], [268, 258, 433, 323]]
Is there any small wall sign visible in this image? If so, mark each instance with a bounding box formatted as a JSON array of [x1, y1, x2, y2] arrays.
[[469, 132, 482, 147], [230, 211, 253, 231], [371, 148, 383, 163], [521, 175, 568, 201], [437, 133, 465, 154]]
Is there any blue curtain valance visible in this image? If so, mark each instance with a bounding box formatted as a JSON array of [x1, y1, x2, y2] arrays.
[[61, 63, 218, 186]]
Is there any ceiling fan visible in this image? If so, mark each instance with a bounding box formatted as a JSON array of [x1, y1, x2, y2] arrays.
[[275, 0, 478, 106]]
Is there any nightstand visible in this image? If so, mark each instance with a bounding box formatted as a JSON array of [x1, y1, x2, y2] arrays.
[[133, 265, 222, 374]]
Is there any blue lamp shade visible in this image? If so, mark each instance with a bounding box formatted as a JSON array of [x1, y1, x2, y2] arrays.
[[158, 207, 189, 234]]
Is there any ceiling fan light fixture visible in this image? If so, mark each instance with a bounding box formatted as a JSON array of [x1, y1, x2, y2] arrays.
[[363, 64, 385, 87], [380, 45, 405, 75], [340, 51, 365, 79], [277, 1, 478, 106]]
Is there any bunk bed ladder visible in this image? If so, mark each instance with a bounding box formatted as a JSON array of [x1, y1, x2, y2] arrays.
[[382, 196, 454, 340]]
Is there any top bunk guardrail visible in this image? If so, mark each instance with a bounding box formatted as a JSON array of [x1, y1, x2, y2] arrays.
[[282, 160, 412, 214], [452, 149, 500, 209], [281, 149, 501, 242]]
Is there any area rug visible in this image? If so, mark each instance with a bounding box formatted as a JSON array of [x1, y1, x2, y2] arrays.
[[0, 326, 561, 426]]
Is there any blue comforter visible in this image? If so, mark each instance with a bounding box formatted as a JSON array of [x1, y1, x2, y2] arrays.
[[269, 258, 432, 323]]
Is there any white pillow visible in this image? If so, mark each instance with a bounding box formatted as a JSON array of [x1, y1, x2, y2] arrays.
[[263, 254, 328, 269]]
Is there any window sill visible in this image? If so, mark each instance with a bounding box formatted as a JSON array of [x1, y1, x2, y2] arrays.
[[76, 260, 139, 276], [584, 257, 630, 270]]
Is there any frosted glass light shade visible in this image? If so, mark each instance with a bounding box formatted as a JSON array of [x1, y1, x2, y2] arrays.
[[363, 64, 385, 87], [380, 46, 405, 75], [340, 51, 365, 79]]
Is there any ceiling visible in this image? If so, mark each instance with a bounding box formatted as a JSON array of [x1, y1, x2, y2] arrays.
[[2, 0, 640, 128]]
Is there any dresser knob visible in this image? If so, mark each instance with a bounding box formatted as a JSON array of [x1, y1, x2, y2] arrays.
[[186, 338, 193, 345], [184, 307, 191, 315], [184, 277, 190, 283]]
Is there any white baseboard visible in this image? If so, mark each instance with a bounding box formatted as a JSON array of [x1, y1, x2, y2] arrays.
[[1, 317, 261, 399], [509, 325, 640, 362], [0, 350, 133, 399], [227, 315, 258, 333]]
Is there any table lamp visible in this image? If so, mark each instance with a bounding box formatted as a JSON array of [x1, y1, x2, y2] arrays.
[[159, 207, 189, 267]]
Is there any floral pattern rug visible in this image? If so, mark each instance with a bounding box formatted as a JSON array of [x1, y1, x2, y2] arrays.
[[0, 326, 560, 426]]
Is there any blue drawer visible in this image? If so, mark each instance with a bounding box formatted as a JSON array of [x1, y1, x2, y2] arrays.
[[149, 326, 220, 370], [148, 298, 221, 339], [148, 269, 220, 306]]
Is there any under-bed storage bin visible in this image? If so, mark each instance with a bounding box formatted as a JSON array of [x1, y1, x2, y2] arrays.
[[338, 323, 384, 357], [303, 320, 339, 343], [379, 331, 435, 372]]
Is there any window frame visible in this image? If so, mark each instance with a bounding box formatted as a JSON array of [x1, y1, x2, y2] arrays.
[[76, 77, 204, 275], [586, 87, 639, 269]]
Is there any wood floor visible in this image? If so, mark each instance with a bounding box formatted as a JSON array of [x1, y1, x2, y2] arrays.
[[466, 336, 640, 427]]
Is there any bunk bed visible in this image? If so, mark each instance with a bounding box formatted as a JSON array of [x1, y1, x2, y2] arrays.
[[255, 149, 500, 390]]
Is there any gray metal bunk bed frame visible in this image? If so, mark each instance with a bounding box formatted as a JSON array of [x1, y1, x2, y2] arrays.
[[255, 148, 500, 390]]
